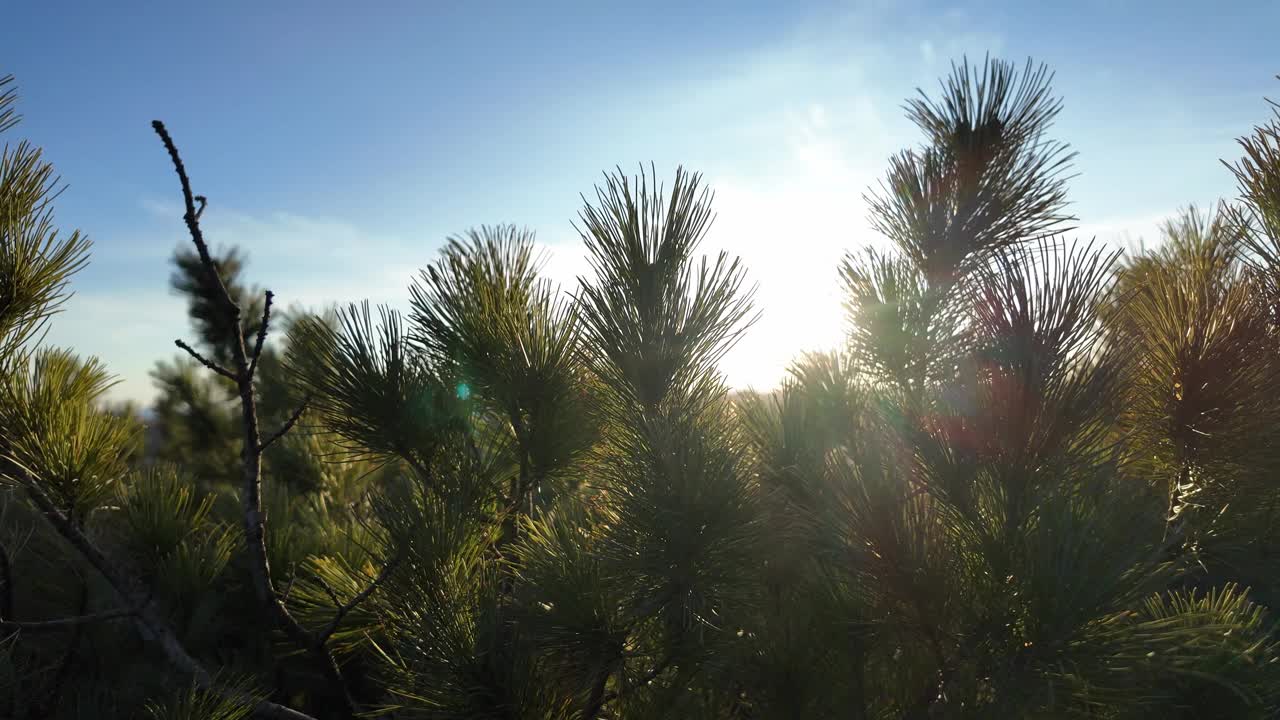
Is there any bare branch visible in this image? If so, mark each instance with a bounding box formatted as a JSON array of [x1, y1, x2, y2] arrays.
[[315, 553, 401, 646], [7, 463, 317, 720], [0, 542, 12, 619], [175, 339, 237, 380], [281, 567, 298, 606], [248, 289, 275, 378], [154, 120, 358, 716], [45, 584, 91, 716], [585, 653, 675, 719], [316, 575, 343, 610], [151, 121, 240, 318], [260, 400, 308, 452], [605, 654, 673, 701], [194, 194, 207, 219], [0, 607, 134, 632]]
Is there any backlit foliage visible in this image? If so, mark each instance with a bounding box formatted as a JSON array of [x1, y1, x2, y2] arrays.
[[4, 61, 1280, 720]]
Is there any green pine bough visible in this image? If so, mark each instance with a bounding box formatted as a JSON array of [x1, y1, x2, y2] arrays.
[[2, 61, 1280, 719]]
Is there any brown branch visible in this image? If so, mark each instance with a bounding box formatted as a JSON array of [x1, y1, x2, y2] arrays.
[[281, 568, 298, 605], [0, 542, 10, 720], [581, 663, 615, 720], [260, 399, 307, 453], [154, 120, 358, 717], [587, 653, 674, 717], [248, 289, 274, 378], [0, 542, 12, 619], [580, 589, 676, 719], [43, 582, 90, 713], [315, 553, 401, 646], [612, 654, 673, 699], [152, 122, 238, 314], [175, 339, 236, 380], [316, 575, 343, 609], [0, 606, 135, 632], [10, 466, 316, 720]]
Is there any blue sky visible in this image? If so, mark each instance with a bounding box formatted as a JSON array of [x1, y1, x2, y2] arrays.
[[5, 0, 1279, 403]]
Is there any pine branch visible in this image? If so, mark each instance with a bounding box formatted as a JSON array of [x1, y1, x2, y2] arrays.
[[260, 399, 307, 453], [0, 542, 12, 620], [315, 552, 401, 646], [316, 575, 343, 609], [7, 462, 317, 720], [587, 653, 674, 716], [175, 338, 236, 380], [281, 569, 298, 605], [151, 121, 240, 319], [0, 606, 134, 632], [43, 583, 90, 713], [154, 120, 359, 717], [248, 289, 274, 378], [581, 667, 613, 720]]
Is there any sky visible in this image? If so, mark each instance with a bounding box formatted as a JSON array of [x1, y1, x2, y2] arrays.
[[4, 0, 1279, 404]]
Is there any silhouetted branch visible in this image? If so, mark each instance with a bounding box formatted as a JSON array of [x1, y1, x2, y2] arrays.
[[154, 119, 358, 717], [175, 339, 236, 380], [316, 576, 343, 609], [0, 542, 12, 620], [7, 462, 317, 720], [260, 399, 307, 452], [43, 583, 90, 714], [613, 654, 673, 698], [586, 653, 674, 718], [152, 122, 238, 316], [281, 568, 298, 605], [249, 289, 274, 377], [0, 606, 134, 632], [315, 553, 401, 646]]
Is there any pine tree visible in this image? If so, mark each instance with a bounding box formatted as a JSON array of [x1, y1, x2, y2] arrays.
[[736, 59, 1280, 718], [4, 60, 1280, 720]]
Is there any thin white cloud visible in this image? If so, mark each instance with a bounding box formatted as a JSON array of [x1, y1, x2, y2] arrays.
[[1076, 212, 1173, 255], [76, 198, 1183, 406], [43, 288, 185, 405], [58, 207, 637, 406], [49, 206, 443, 405], [57, 9, 1029, 404]]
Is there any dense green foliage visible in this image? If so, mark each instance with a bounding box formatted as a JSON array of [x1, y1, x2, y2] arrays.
[[4, 59, 1280, 719]]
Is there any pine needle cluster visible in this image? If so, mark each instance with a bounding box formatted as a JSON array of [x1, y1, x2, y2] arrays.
[[3, 60, 1280, 719]]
